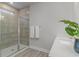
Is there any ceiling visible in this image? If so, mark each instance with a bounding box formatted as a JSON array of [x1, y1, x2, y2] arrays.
[[4, 2, 35, 10]]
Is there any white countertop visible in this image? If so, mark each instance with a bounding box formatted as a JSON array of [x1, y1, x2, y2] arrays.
[[49, 37, 79, 57]]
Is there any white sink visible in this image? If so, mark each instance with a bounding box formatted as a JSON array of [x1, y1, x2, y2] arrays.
[[49, 36, 79, 57]]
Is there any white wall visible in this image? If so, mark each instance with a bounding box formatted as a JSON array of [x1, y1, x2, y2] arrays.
[[30, 2, 75, 52]]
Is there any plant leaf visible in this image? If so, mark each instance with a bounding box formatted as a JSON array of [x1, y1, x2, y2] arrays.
[[60, 20, 78, 28], [65, 27, 77, 36]]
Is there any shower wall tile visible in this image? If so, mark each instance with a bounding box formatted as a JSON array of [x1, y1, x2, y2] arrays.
[[19, 7, 29, 46]]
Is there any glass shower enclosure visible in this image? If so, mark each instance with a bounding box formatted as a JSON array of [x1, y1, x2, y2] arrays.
[[0, 8, 29, 57]]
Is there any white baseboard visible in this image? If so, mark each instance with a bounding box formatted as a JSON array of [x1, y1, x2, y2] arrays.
[[29, 46, 49, 53]]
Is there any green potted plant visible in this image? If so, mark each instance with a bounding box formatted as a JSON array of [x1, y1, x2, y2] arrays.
[[60, 19, 79, 53]]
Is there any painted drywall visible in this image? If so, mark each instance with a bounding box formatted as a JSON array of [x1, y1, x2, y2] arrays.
[[74, 2, 79, 22], [29, 2, 75, 52]]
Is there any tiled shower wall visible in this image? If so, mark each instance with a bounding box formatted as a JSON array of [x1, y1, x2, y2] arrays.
[[19, 7, 30, 46], [20, 19, 29, 45]]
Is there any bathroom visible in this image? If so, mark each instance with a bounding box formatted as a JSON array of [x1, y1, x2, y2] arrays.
[[0, 2, 79, 57]]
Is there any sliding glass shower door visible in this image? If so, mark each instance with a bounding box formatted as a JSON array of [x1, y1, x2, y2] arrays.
[[0, 8, 29, 57], [0, 9, 18, 56]]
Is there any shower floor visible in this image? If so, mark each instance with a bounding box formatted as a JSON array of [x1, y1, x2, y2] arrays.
[[1, 44, 27, 57]]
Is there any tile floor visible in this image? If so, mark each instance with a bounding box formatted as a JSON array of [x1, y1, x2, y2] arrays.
[[15, 48, 48, 57]]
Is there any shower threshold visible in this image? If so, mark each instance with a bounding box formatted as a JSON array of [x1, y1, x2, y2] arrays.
[[1, 44, 28, 57]]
